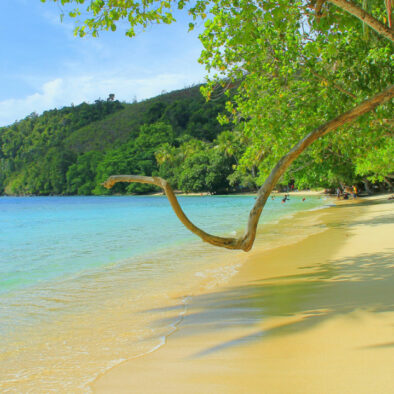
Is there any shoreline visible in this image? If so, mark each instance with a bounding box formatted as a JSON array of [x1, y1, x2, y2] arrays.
[[0, 188, 326, 198], [1, 194, 326, 392], [2, 190, 391, 200], [92, 195, 394, 393], [85, 195, 332, 388], [150, 189, 328, 197]]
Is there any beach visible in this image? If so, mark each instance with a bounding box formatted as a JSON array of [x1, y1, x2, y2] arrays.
[[0, 194, 325, 392], [92, 195, 394, 393]]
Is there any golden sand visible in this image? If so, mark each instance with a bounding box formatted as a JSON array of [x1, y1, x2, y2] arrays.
[[92, 195, 394, 393]]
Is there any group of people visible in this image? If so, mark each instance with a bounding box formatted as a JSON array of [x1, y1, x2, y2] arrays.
[[336, 185, 358, 200], [270, 193, 306, 204]]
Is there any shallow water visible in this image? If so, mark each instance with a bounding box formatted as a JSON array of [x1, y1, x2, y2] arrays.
[[0, 195, 326, 392]]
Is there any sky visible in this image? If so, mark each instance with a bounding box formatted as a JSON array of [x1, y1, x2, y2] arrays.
[[0, 0, 207, 127]]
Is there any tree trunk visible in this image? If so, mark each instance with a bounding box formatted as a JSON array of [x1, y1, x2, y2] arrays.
[[104, 85, 394, 252], [328, 0, 394, 42], [362, 178, 373, 195], [384, 176, 393, 191]]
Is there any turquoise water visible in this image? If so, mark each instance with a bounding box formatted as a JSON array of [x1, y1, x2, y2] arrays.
[[0, 195, 324, 295], [0, 195, 326, 392]]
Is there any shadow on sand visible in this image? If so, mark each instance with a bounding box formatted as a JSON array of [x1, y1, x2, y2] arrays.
[[144, 249, 393, 358], [142, 197, 393, 358]]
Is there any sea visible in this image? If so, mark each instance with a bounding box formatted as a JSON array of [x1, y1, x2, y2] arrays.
[[0, 194, 327, 392]]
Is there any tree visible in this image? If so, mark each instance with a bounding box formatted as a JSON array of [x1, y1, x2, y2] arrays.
[[48, 0, 393, 251], [177, 146, 233, 192], [66, 150, 103, 194], [0, 98, 124, 195]]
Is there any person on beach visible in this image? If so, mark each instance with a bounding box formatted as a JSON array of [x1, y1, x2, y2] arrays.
[[282, 194, 289, 203], [352, 185, 358, 199], [336, 187, 341, 199]]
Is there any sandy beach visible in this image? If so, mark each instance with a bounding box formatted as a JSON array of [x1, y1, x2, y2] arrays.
[[92, 195, 394, 393]]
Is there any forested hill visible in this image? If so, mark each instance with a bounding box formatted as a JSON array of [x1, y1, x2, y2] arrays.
[[1, 83, 392, 196], [0, 85, 239, 195]]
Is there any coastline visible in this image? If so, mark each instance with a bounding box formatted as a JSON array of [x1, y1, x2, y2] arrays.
[[1, 194, 325, 392], [150, 189, 327, 197], [92, 195, 394, 393], [0, 189, 326, 198]]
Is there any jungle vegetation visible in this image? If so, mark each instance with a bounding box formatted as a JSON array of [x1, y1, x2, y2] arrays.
[[0, 88, 240, 195], [34, 0, 394, 250], [1, 2, 392, 221]]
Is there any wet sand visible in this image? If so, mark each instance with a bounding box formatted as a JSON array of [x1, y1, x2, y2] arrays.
[[92, 195, 394, 393]]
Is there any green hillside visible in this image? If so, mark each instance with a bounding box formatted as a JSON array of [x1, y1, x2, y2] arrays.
[[0, 85, 237, 196], [64, 85, 206, 153], [1, 83, 392, 197]]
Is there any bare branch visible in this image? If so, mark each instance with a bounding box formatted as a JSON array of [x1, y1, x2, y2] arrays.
[[328, 0, 394, 42], [102, 175, 242, 249], [104, 85, 394, 251]]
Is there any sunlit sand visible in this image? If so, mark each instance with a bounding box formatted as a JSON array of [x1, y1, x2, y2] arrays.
[[92, 195, 394, 393]]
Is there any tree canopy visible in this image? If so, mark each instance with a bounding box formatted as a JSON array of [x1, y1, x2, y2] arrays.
[[37, 0, 393, 250], [43, 0, 392, 187]]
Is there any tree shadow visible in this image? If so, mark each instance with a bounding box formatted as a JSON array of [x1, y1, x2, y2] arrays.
[[348, 214, 394, 227], [144, 250, 394, 358], [319, 198, 394, 229], [331, 197, 393, 210], [358, 342, 394, 350]]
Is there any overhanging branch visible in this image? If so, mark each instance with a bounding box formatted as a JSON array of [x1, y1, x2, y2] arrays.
[[104, 85, 394, 252], [102, 175, 241, 249]]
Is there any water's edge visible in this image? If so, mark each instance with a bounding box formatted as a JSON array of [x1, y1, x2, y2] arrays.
[[88, 198, 334, 391], [0, 195, 328, 392]]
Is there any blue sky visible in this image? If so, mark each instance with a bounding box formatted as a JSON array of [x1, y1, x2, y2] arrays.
[[0, 0, 206, 126]]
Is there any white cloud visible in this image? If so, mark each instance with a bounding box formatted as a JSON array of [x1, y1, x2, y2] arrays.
[[1, 2, 207, 126], [0, 79, 63, 125], [0, 71, 204, 126]]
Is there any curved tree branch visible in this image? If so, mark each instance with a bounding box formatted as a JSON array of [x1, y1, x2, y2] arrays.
[[103, 84, 394, 251], [102, 174, 241, 248], [328, 0, 394, 42]]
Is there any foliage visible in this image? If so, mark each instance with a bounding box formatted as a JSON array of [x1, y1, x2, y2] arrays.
[[38, 0, 393, 195], [0, 100, 122, 195], [66, 150, 104, 194], [0, 87, 234, 195], [156, 137, 235, 192], [94, 121, 175, 194], [197, 0, 393, 190]]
